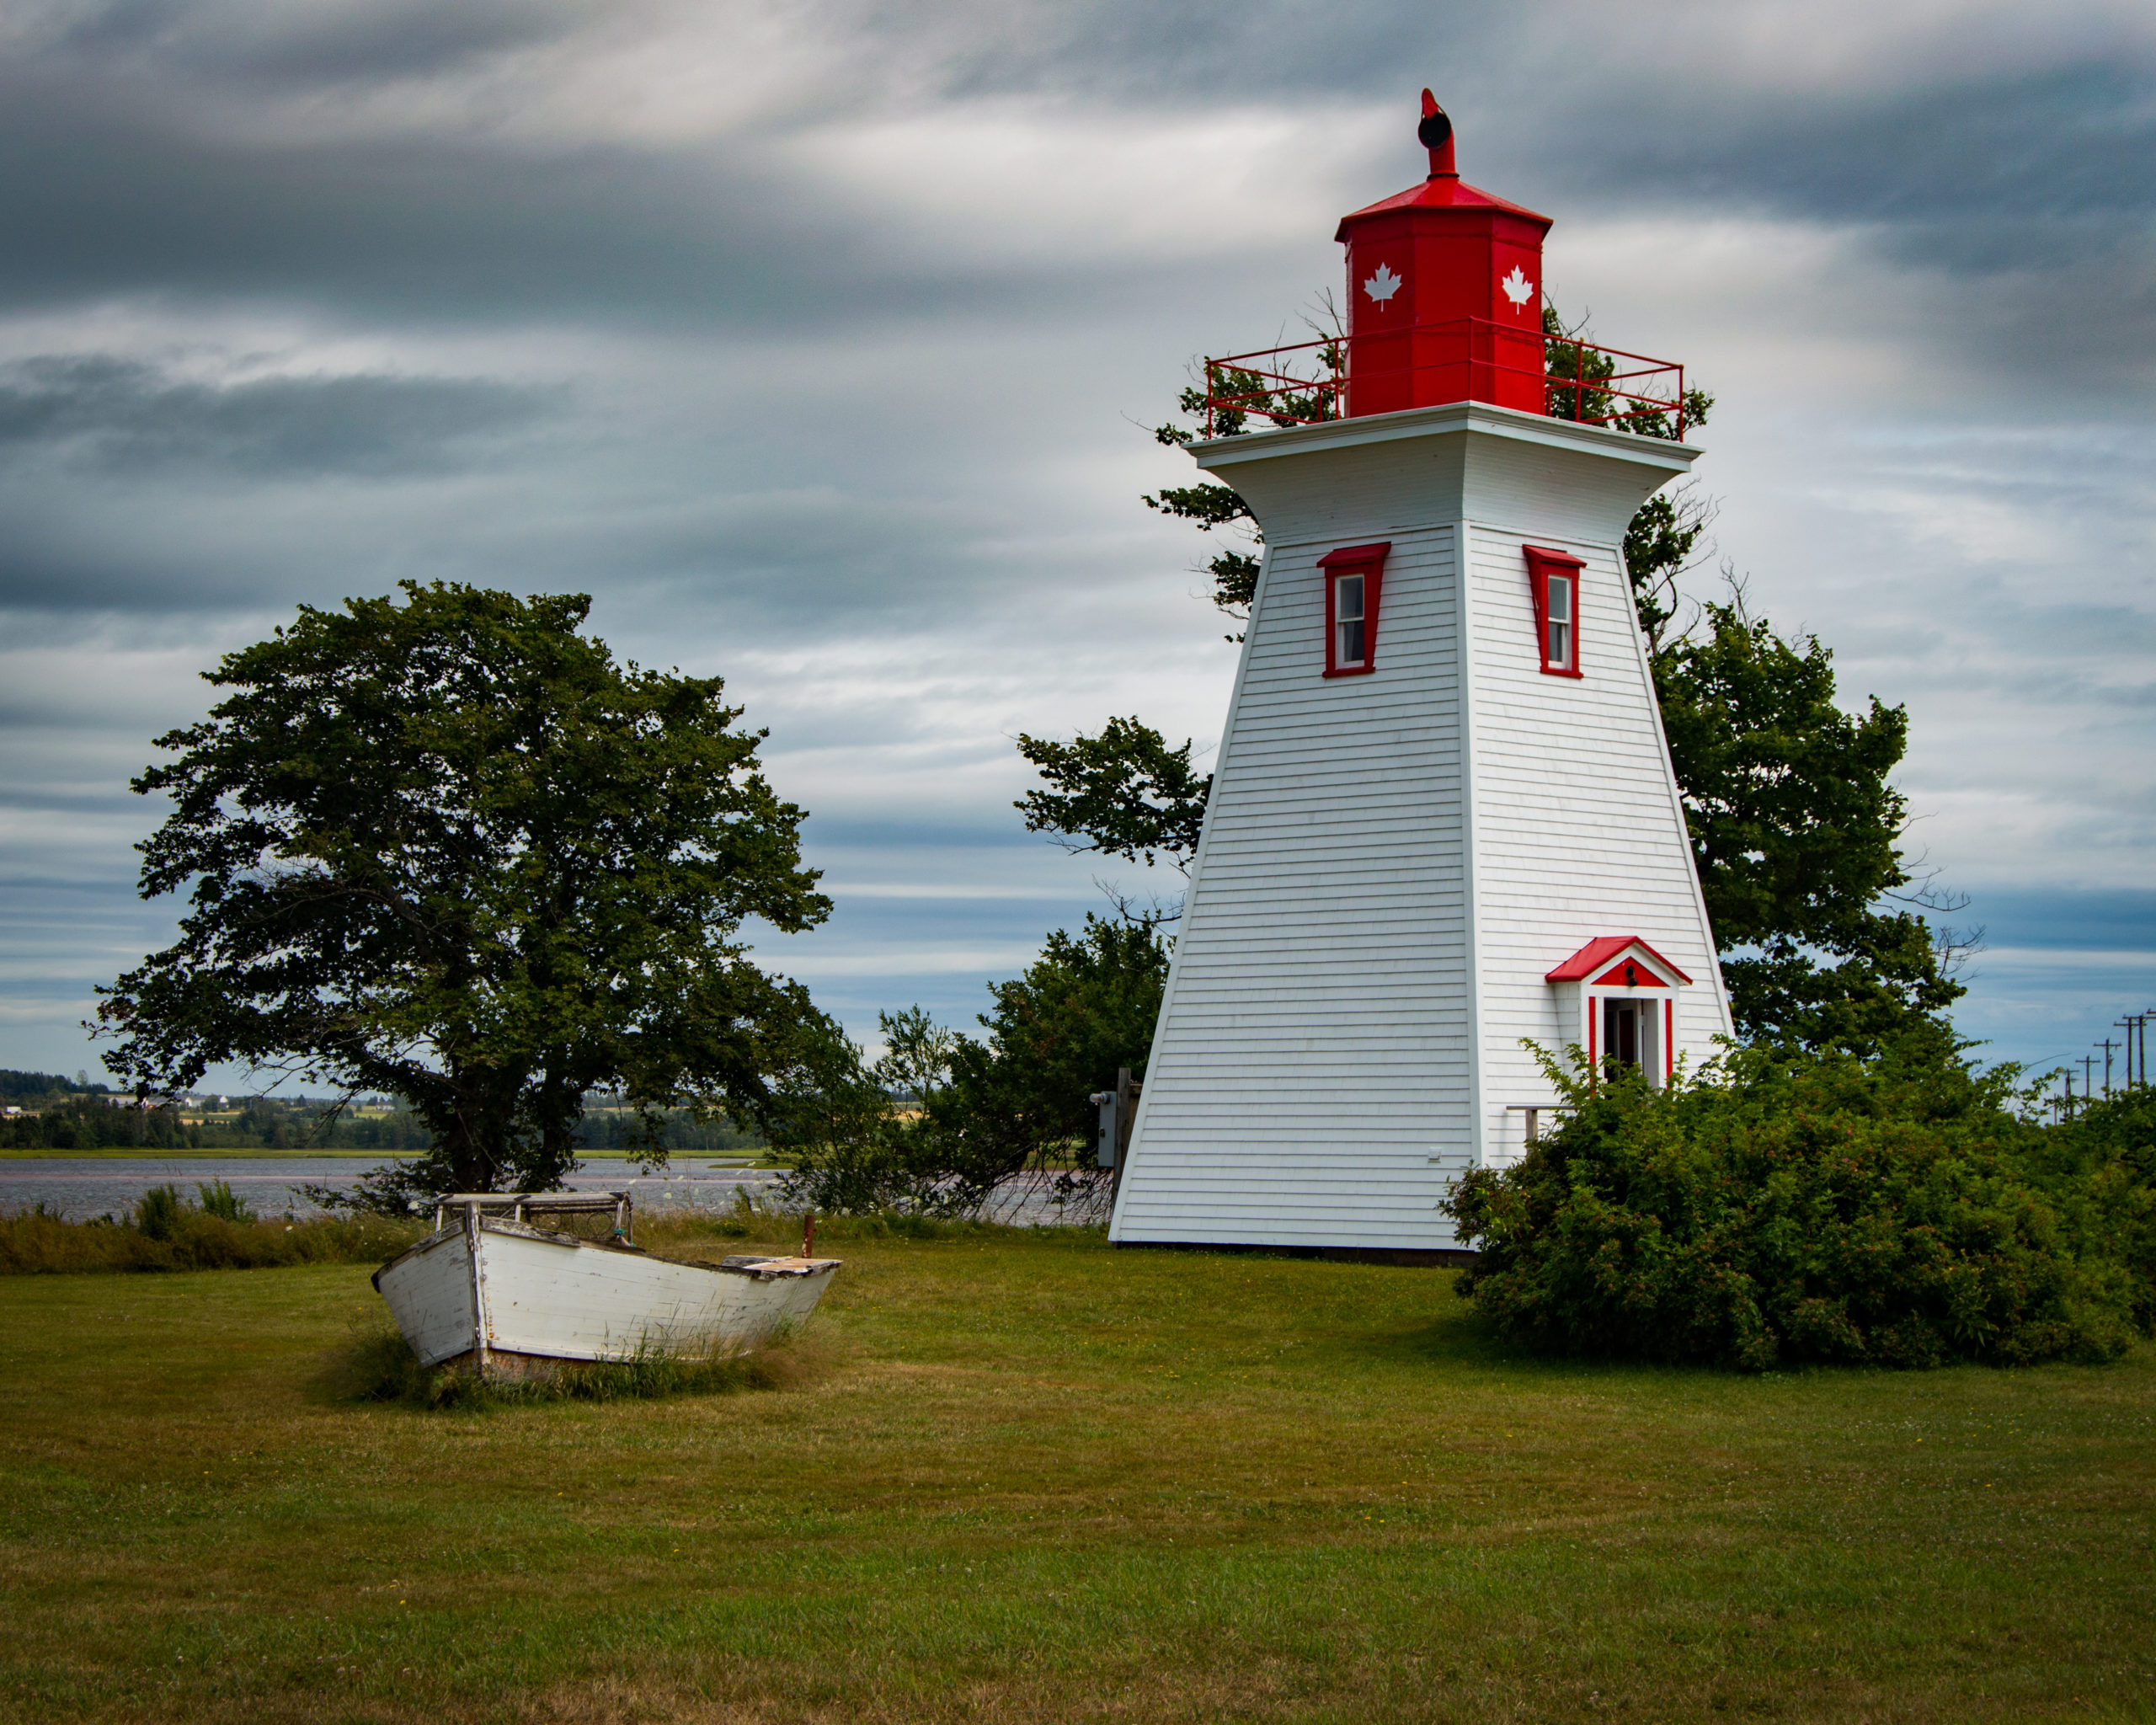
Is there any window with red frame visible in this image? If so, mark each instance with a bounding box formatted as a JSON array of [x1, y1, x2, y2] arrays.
[[1522, 544, 1585, 678], [1319, 542, 1391, 677]]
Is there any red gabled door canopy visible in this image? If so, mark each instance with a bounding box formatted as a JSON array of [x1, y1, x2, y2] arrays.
[[1545, 936, 1692, 988], [1334, 91, 1552, 419]]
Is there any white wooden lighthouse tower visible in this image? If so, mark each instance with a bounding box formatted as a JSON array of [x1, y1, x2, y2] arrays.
[[1108, 94, 1732, 1258]]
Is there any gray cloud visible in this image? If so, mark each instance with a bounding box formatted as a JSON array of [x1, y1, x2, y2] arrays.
[[1529, 62, 2156, 238], [0, 355, 554, 475]]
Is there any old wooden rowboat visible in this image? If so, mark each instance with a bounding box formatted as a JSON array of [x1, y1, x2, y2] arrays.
[[372, 1191, 840, 1378]]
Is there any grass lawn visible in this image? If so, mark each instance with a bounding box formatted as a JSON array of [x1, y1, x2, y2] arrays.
[[2, 1226, 2151, 1722]]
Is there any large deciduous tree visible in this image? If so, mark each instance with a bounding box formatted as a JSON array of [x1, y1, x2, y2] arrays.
[[97, 581, 830, 1201], [1655, 597, 1965, 1051]]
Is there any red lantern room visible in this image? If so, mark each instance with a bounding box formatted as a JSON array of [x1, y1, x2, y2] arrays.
[[1333, 92, 1551, 418]]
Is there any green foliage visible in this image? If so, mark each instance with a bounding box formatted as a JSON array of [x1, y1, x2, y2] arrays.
[[134, 1184, 182, 1241], [1444, 1046, 2137, 1370], [1139, 478, 1252, 530], [97, 580, 830, 1204], [932, 914, 1170, 1187], [0, 1205, 421, 1274], [0, 1069, 109, 1103], [873, 1005, 960, 1109], [1620, 487, 1714, 655], [776, 919, 1170, 1219], [0, 1096, 198, 1151], [1655, 601, 1962, 1049], [1014, 716, 1212, 873], [766, 1012, 974, 1218], [568, 1107, 764, 1155], [1544, 302, 1715, 441], [195, 1178, 252, 1222], [2029, 1087, 2156, 1331], [1150, 387, 1278, 630]]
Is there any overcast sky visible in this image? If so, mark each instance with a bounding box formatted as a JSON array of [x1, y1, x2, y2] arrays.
[[2, 0, 2150, 1094]]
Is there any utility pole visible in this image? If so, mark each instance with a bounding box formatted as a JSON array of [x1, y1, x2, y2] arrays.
[[2099, 1038, 2121, 1098], [2120, 1016, 2141, 1090]]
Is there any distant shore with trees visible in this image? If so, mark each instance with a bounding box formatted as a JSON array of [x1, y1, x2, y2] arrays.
[[0, 1070, 763, 1156]]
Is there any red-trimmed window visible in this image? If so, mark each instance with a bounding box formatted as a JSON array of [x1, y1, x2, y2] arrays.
[[1320, 542, 1391, 677], [1522, 544, 1584, 678]]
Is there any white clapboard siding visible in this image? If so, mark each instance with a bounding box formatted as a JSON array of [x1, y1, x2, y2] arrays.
[[1112, 518, 1470, 1252], [1465, 514, 1731, 1167], [1110, 402, 1729, 1252]]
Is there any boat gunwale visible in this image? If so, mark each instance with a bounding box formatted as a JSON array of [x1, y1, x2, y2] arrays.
[[372, 1218, 841, 1289]]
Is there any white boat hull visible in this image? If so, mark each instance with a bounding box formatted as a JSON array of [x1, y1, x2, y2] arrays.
[[373, 1214, 839, 1375]]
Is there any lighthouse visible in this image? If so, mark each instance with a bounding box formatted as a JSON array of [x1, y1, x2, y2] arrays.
[[1107, 94, 1732, 1259]]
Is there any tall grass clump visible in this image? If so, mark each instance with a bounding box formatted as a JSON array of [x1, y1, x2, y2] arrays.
[[1444, 1043, 2142, 1370], [196, 1178, 253, 1222], [134, 1183, 183, 1240], [0, 1204, 423, 1275], [339, 1326, 796, 1410], [630, 1186, 1016, 1258]]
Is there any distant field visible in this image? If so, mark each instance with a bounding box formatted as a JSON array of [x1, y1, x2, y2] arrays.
[[1, 1226, 2151, 1722]]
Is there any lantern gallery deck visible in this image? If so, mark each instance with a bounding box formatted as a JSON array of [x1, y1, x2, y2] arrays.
[[373, 1192, 840, 1380], [1197, 323, 1691, 440]]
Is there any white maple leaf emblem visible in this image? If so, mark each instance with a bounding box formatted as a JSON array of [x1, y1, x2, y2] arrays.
[[1501, 264, 1535, 307], [1363, 264, 1402, 305]]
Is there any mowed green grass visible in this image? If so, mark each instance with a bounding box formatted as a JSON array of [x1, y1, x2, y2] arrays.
[[2, 1228, 2152, 1723]]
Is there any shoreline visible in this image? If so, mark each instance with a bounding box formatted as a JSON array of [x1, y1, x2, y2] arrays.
[[0, 1148, 772, 1165]]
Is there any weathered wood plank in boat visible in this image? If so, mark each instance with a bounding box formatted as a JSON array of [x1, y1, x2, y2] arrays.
[[386, 1226, 483, 1367]]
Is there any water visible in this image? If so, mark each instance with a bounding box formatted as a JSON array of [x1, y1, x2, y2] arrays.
[[0, 1156, 782, 1223]]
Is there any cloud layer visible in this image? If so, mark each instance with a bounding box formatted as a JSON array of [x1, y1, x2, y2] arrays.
[[1, 0, 2149, 1084]]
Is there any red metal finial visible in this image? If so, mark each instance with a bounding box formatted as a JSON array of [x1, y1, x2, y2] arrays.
[[1419, 88, 1456, 179]]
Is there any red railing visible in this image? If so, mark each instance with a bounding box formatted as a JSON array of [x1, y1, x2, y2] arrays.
[[1198, 320, 1690, 441]]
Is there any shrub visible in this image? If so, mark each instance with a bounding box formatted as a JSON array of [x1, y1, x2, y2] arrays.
[[1443, 1044, 2138, 1370], [196, 1178, 253, 1222], [0, 1207, 423, 1274], [774, 921, 1166, 1220], [134, 1184, 183, 1241], [2029, 1087, 2156, 1332]]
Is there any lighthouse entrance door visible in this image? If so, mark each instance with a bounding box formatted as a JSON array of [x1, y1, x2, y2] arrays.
[[1599, 995, 1662, 1082]]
